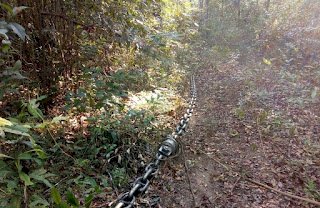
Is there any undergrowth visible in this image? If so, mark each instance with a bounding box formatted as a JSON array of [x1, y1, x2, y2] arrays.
[[0, 1, 200, 207]]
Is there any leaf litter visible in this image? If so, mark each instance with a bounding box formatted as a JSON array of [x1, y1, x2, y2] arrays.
[[148, 51, 320, 207]]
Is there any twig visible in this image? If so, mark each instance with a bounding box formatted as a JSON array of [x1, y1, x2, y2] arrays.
[[94, 201, 116, 208], [44, 177, 68, 194], [40, 12, 90, 28], [46, 128, 75, 160], [107, 171, 118, 195], [230, 175, 242, 194], [245, 177, 320, 206], [23, 185, 28, 208], [0, 188, 7, 195], [258, 130, 267, 159], [196, 148, 320, 206], [181, 145, 197, 207], [198, 149, 230, 171]]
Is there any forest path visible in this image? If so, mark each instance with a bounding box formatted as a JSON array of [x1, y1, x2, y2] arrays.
[[153, 52, 320, 208]]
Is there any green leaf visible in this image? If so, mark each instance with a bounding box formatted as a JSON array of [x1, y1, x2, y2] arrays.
[[51, 187, 62, 204], [0, 153, 13, 159], [1, 70, 26, 80], [2, 126, 30, 137], [35, 122, 49, 129], [2, 39, 11, 45], [12, 71, 26, 80], [36, 95, 47, 101], [51, 116, 68, 124], [82, 176, 97, 187], [19, 172, 33, 186], [10, 196, 21, 208], [2, 41, 11, 53], [0, 160, 9, 169], [7, 22, 27, 41], [13, 60, 22, 70], [12, 6, 29, 16], [0, 169, 14, 179], [0, 117, 13, 126], [0, 3, 13, 15], [29, 195, 50, 207], [12, 123, 31, 133], [32, 147, 47, 159], [85, 194, 94, 208], [18, 152, 33, 160], [29, 168, 53, 188], [0, 128, 5, 138], [234, 108, 245, 119], [27, 100, 44, 120], [15, 159, 22, 172], [0, 160, 14, 179], [0, 28, 9, 39], [7, 178, 19, 191], [66, 190, 80, 206], [58, 202, 69, 208]]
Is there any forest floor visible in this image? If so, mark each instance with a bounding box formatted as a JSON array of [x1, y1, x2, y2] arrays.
[[149, 50, 320, 207]]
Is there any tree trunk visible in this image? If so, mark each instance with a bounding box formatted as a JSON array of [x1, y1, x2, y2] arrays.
[[232, 0, 241, 20], [221, 0, 224, 21], [237, 0, 241, 19], [265, 0, 270, 11], [205, 0, 210, 20], [199, 0, 204, 9]]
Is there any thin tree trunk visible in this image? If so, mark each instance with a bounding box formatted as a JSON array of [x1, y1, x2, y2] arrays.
[[265, 0, 270, 11], [199, 0, 204, 27], [221, 0, 224, 21], [232, 0, 241, 20], [238, 0, 241, 20], [205, 0, 209, 20], [199, 0, 204, 9]]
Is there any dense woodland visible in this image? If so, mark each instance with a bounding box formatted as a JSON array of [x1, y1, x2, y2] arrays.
[[0, 0, 320, 207]]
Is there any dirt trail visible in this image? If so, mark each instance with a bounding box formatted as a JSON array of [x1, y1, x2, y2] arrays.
[[152, 54, 320, 207]]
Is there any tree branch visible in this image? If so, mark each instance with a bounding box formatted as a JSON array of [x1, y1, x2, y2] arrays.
[[40, 12, 91, 28], [245, 177, 320, 206]]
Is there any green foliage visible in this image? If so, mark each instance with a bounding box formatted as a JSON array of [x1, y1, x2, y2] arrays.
[[51, 187, 62, 205], [256, 110, 268, 125], [0, 4, 28, 99], [0, 4, 28, 41], [50, 186, 93, 208], [305, 180, 320, 201], [111, 167, 128, 187], [0, 149, 51, 207], [1, 0, 199, 206], [233, 107, 246, 120], [0, 96, 54, 206]]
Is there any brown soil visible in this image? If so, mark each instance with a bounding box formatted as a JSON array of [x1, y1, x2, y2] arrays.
[[150, 54, 320, 207]]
